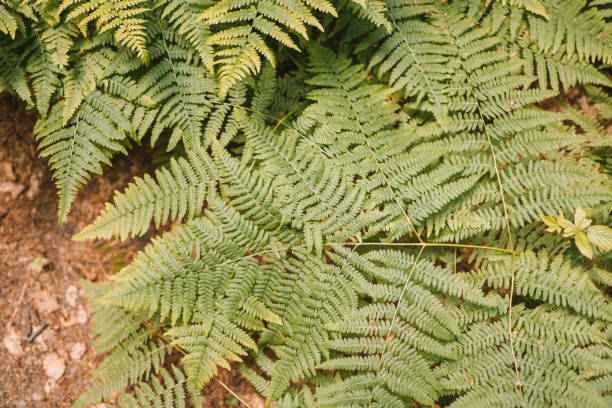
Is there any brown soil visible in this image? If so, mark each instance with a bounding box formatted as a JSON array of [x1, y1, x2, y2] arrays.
[[0, 94, 263, 408]]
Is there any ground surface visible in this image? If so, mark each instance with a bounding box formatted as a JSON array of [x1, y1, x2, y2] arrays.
[[0, 94, 263, 408]]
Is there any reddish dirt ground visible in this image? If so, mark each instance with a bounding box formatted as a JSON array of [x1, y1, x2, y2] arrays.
[[0, 94, 263, 408]]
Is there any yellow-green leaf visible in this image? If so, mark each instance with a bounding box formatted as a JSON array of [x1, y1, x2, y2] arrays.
[[574, 207, 592, 230], [575, 231, 593, 259], [558, 211, 574, 232], [540, 215, 557, 227], [587, 225, 612, 251], [540, 215, 561, 233]]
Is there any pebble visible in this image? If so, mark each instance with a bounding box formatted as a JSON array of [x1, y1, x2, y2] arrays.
[[65, 285, 79, 307], [33, 290, 60, 315], [3, 327, 24, 357], [69, 342, 87, 361], [76, 306, 88, 324], [0, 181, 25, 200], [26, 173, 41, 199], [61, 306, 88, 327], [0, 161, 15, 180], [44, 379, 56, 394], [42, 352, 65, 381]]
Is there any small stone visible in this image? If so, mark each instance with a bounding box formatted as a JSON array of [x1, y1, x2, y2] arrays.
[[75, 306, 88, 324], [33, 290, 60, 314], [26, 173, 41, 199], [0, 181, 25, 200], [3, 327, 24, 357], [65, 285, 79, 307], [15, 401, 26, 408], [61, 306, 88, 327], [69, 342, 87, 361], [32, 393, 43, 401], [0, 161, 15, 181], [44, 379, 56, 394], [42, 352, 65, 381]]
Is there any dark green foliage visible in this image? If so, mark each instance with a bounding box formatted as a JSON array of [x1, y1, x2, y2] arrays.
[[2, 0, 612, 407]]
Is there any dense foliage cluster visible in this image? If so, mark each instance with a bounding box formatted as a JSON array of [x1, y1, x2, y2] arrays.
[[2, 0, 612, 407]]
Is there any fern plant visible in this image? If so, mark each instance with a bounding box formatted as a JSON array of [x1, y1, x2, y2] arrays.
[[2, 0, 612, 407]]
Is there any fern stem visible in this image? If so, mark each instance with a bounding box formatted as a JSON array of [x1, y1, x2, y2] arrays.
[[341, 241, 518, 254], [272, 108, 297, 132]]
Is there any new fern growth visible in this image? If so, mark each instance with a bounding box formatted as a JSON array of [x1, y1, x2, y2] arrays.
[[2, 0, 611, 407]]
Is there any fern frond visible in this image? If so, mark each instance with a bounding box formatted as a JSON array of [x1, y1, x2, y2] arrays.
[[22, 26, 76, 116], [346, 0, 391, 32], [60, 0, 150, 61], [0, 0, 24, 38], [499, 0, 548, 17], [586, 84, 612, 120], [197, 0, 336, 99], [519, 41, 612, 90], [169, 318, 257, 389], [313, 247, 501, 407], [252, 248, 358, 402], [8, 1, 606, 407], [61, 44, 114, 124], [360, 0, 449, 122], [239, 112, 369, 251], [116, 365, 191, 408], [155, 0, 214, 72], [527, 0, 612, 64], [135, 21, 217, 150], [439, 305, 609, 408], [74, 281, 176, 407], [0, 37, 32, 103], [35, 91, 132, 222], [75, 146, 215, 240], [94, 189, 290, 325], [479, 250, 612, 321], [212, 140, 296, 237]]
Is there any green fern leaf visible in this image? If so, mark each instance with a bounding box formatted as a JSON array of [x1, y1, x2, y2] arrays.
[[35, 91, 132, 222], [75, 146, 215, 240], [60, 0, 150, 62], [197, 0, 335, 99]]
